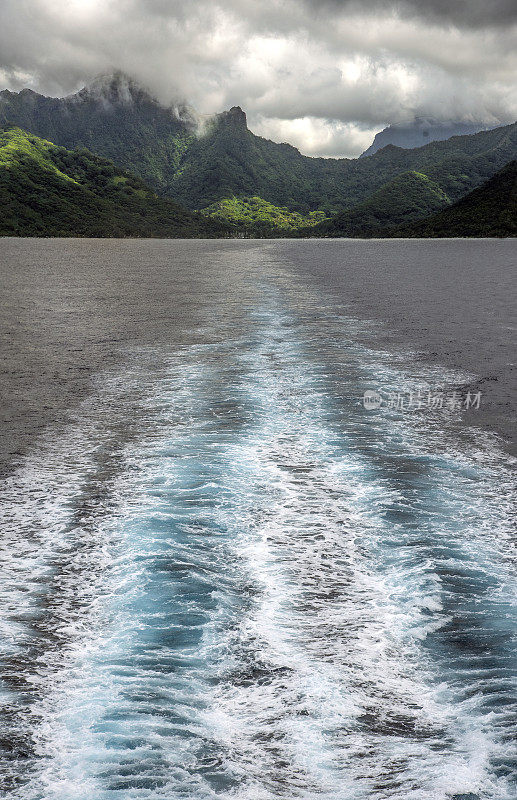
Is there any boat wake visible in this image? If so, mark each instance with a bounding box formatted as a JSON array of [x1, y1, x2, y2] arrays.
[[0, 282, 514, 799]]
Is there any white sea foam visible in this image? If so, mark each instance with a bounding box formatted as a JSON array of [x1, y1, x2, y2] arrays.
[[0, 284, 514, 799]]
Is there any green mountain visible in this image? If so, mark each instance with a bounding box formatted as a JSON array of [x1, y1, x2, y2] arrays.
[[313, 171, 450, 236], [201, 195, 327, 234], [1, 74, 515, 216], [0, 74, 196, 197], [393, 161, 517, 238], [0, 128, 228, 237], [157, 108, 517, 215]]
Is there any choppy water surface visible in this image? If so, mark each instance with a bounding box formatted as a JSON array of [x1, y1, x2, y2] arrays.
[[0, 239, 515, 799]]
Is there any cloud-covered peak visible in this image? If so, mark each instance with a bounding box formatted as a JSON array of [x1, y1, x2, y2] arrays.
[[0, 0, 515, 156], [68, 71, 198, 127], [74, 71, 146, 104]]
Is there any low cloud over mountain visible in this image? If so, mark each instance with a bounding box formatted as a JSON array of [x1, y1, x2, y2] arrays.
[[0, 0, 515, 156]]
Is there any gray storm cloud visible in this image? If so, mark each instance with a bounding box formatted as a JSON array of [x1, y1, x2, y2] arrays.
[[305, 0, 517, 28], [0, 0, 515, 156]]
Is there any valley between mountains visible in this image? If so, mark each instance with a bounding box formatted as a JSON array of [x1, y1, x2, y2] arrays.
[[0, 73, 516, 238]]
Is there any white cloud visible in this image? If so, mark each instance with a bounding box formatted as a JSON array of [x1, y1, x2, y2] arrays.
[[0, 0, 515, 156], [251, 115, 378, 157]]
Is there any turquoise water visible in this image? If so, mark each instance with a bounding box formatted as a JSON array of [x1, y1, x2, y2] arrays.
[[0, 242, 515, 799]]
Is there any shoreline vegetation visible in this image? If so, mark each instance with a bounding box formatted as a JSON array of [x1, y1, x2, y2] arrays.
[[0, 128, 229, 238], [0, 76, 515, 239]]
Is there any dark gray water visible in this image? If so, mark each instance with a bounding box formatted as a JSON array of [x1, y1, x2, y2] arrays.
[[1, 239, 515, 474], [0, 238, 515, 799]]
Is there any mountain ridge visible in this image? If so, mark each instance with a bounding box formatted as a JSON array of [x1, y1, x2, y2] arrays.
[[0, 126, 229, 238], [312, 171, 451, 237], [393, 160, 517, 238], [2, 74, 516, 216], [1, 74, 516, 235], [360, 117, 498, 158]]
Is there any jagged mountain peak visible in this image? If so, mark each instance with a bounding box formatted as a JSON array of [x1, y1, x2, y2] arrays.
[[227, 106, 246, 121], [211, 105, 248, 134]]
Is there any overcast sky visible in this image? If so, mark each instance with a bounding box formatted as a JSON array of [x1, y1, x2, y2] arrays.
[[0, 0, 516, 156]]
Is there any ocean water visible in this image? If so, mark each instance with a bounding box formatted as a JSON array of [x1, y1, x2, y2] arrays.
[[0, 239, 515, 799]]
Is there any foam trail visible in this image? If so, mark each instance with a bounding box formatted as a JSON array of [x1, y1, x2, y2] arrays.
[[0, 286, 514, 800]]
